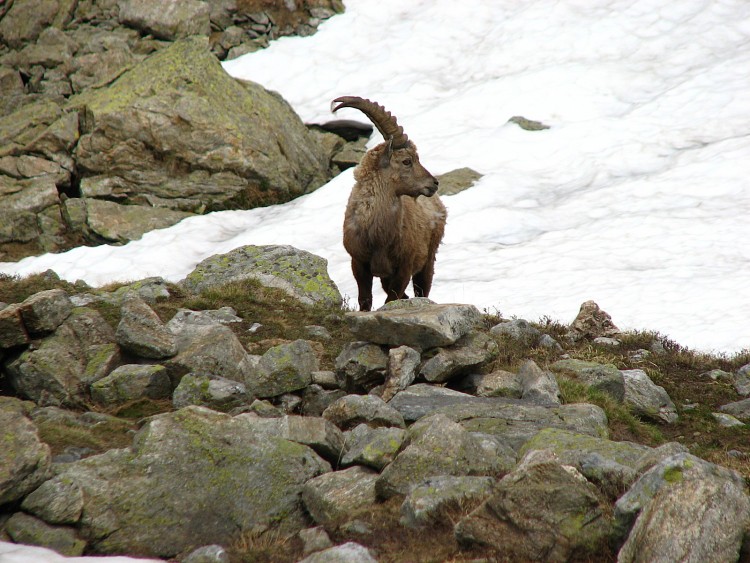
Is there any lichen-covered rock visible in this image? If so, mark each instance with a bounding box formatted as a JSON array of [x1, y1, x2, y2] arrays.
[[172, 373, 248, 412], [459, 369, 523, 398], [419, 330, 498, 383], [346, 299, 483, 349], [4, 307, 118, 406], [20, 474, 85, 525], [72, 37, 330, 214], [621, 369, 678, 423], [115, 295, 177, 359], [302, 466, 379, 526], [83, 198, 193, 244], [49, 406, 330, 557], [0, 406, 52, 505], [4, 512, 86, 556], [323, 394, 405, 430], [341, 423, 406, 471], [376, 414, 513, 499], [0, 303, 29, 348], [455, 460, 613, 561], [400, 475, 495, 528], [615, 453, 750, 562], [246, 339, 319, 398], [334, 341, 388, 393], [17, 288, 73, 335], [118, 0, 210, 40], [518, 359, 561, 405], [181, 245, 342, 307], [90, 364, 172, 405], [551, 359, 625, 402]]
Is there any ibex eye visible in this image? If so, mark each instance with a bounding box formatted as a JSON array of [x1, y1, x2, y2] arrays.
[[402, 158, 412, 166]]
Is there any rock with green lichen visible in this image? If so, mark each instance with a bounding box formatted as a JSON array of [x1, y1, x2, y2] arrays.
[[181, 244, 342, 308], [0, 407, 52, 505], [334, 341, 389, 393], [455, 459, 613, 561], [4, 307, 118, 407], [90, 364, 172, 405], [400, 475, 495, 528], [21, 474, 85, 525], [115, 295, 177, 359], [172, 373, 249, 412], [4, 512, 86, 556], [45, 406, 330, 558], [375, 413, 514, 500], [302, 466, 379, 526], [340, 423, 406, 470], [246, 339, 319, 399], [419, 331, 498, 384], [323, 394, 405, 431], [615, 453, 750, 562]]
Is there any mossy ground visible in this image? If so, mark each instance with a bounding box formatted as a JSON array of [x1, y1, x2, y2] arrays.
[[2, 272, 750, 561]]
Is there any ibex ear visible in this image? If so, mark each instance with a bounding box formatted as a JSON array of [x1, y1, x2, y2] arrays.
[[379, 138, 393, 169]]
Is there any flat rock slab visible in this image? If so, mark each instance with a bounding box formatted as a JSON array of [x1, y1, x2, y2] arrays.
[[345, 300, 483, 349]]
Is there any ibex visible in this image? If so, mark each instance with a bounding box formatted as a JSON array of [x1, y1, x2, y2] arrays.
[[331, 96, 447, 311]]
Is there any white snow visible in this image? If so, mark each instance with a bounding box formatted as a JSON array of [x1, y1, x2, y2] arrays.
[[3, 0, 750, 367]]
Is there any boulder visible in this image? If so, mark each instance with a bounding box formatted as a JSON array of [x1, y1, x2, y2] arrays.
[[172, 373, 249, 411], [83, 198, 193, 243], [436, 167, 483, 196], [490, 318, 542, 347], [17, 288, 73, 335], [20, 474, 85, 525], [49, 406, 330, 557], [0, 303, 30, 348], [72, 37, 330, 214], [400, 475, 495, 528], [302, 466, 379, 525], [458, 369, 523, 398], [455, 460, 613, 561], [419, 331, 498, 383], [115, 295, 177, 359], [0, 406, 52, 505], [4, 512, 85, 557], [621, 369, 678, 423], [246, 339, 319, 399], [345, 299, 483, 349], [375, 414, 513, 499], [118, 0, 210, 40], [334, 341, 388, 393], [181, 245, 342, 308], [4, 307, 118, 406], [382, 345, 420, 401], [567, 300, 619, 342], [340, 424, 407, 471], [519, 359, 561, 405], [323, 394, 405, 430], [615, 453, 750, 562], [90, 364, 172, 405], [297, 542, 377, 563]]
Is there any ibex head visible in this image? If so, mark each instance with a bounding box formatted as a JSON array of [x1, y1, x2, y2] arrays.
[[332, 96, 439, 198]]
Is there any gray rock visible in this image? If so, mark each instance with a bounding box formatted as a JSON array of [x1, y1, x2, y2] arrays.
[[18, 288, 73, 334], [346, 300, 483, 349], [21, 474, 85, 525], [382, 345, 420, 401], [712, 412, 744, 427], [419, 331, 499, 383], [455, 461, 612, 561], [376, 414, 513, 499], [0, 408, 52, 505], [490, 318, 542, 347], [334, 341, 388, 393], [115, 295, 177, 359], [4, 512, 86, 557], [182, 544, 230, 563], [83, 198, 193, 244], [519, 359, 561, 405], [90, 364, 172, 405], [238, 414, 345, 463], [323, 394, 405, 430], [173, 373, 248, 411], [400, 475, 495, 528], [4, 307, 118, 406], [436, 167, 483, 196], [459, 369, 523, 398], [0, 0, 61, 48], [166, 323, 254, 384], [118, 0, 210, 40], [341, 424, 406, 471], [551, 359, 625, 402], [50, 406, 330, 557], [301, 384, 347, 417], [297, 542, 378, 563], [732, 363, 750, 396], [166, 306, 242, 332], [622, 369, 678, 423], [616, 453, 750, 562], [718, 397, 750, 420], [0, 303, 29, 348], [299, 526, 334, 557], [181, 245, 341, 308], [302, 466, 379, 525], [246, 339, 319, 398]]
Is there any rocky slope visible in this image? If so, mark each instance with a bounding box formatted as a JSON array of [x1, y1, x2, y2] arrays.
[[1, 246, 750, 562]]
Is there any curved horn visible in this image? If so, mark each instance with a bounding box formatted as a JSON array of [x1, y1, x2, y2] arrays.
[[331, 96, 409, 149]]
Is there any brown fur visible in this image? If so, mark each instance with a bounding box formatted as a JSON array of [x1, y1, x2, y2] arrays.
[[343, 140, 447, 311]]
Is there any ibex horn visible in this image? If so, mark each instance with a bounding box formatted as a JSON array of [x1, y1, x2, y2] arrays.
[[331, 96, 409, 149]]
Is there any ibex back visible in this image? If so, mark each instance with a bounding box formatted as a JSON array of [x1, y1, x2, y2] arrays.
[[332, 96, 447, 311]]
